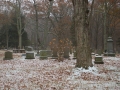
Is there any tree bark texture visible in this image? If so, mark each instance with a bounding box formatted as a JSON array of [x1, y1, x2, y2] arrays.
[[72, 0, 93, 69]]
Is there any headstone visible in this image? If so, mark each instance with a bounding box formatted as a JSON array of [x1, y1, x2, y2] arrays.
[[27, 46, 33, 51], [63, 47, 70, 58], [3, 51, 13, 60], [94, 55, 104, 64], [25, 52, 35, 59], [39, 50, 48, 60], [51, 48, 58, 59], [104, 37, 115, 56]]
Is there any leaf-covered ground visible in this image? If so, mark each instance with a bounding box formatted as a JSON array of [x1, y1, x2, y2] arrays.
[[0, 50, 120, 90]]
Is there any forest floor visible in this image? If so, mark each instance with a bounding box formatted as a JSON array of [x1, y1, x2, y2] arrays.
[[0, 50, 120, 90]]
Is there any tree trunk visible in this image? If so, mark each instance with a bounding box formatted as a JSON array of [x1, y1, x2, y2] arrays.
[[33, 0, 39, 52], [104, 0, 107, 52], [72, 0, 93, 69], [6, 29, 8, 49], [16, 0, 22, 49], [44, 0, 53, 49]]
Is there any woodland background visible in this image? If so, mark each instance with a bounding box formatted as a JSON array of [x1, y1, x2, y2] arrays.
[[0, 0, 120, 52]]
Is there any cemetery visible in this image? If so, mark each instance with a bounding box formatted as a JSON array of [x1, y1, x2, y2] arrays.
[[0, 0, 120, 89], [0, 49, 120, 89]]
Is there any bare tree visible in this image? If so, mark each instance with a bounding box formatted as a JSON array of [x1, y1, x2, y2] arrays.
[[72, 0, 93, 69]]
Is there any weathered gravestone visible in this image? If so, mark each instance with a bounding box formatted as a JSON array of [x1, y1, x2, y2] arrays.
[[51, 47, 58, 59], [3, 51, 13, 60], [25, 52, 35, 59], [104, 37, 115, 56], [26, 46, 33, 51], [25, 46, 35, 59], [94, 54, 104, 64], [39, 50, 48, 60], [63, 47, 70, 59]]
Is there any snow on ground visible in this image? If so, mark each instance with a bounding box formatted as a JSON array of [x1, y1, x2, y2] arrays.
[[0, 50, 120, 90]]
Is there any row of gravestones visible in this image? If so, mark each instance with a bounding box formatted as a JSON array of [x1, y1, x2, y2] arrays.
[[3, 46, 75, 60]]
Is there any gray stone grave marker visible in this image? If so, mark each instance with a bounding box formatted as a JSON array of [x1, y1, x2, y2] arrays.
[[104, 37, 115, 56], [63, 47, 70, 58], [94, 54, 104, 64], [51, 48, 58, 59], [39, 50, 48, 60], [25, 52, 35, 59], [3, 51, 13, 60]]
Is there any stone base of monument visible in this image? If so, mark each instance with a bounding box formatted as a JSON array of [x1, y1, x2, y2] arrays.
[[3, 51, 13, 60], [104, 53, 115, 57], [40, 56, 48, 60], [39, 50, 48, 60], [25, 52, 35, 59], [94, 55, 104, 64]]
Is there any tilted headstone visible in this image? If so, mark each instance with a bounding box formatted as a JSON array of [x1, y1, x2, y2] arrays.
[[39, 50, 48, 60], [3, 51, 13, 60], [63, 47, 70, 58]]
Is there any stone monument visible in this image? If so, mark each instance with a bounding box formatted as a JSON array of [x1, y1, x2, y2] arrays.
[[104, 37, 115, 56], [3, 51, 13, 60]]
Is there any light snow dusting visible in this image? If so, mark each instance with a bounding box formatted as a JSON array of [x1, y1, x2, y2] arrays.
[[0, 50, 120, 90]]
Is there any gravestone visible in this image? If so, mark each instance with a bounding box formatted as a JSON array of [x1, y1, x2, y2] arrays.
[[94, 54, 104, 64], [25, 46, 35, 59], [26, 46, 33, 51], [104, 37, 115, 56], [63, 47, 70, 58], [39, 50, 48, 60], [51, 48, 58, 59], [3, 51, 13, 60], [25, 52, 35, 59]]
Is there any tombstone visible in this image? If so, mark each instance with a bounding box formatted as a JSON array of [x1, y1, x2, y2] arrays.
[[39, 50, 48, 60], [3, 51, 13, 60], [104, 37, 115, 56], [26, 46, 33, 51], [94, 54, 104, 64], [25, 52, 35, 59], [63, 47, 70, 58], [51, 48, 58, 59]]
